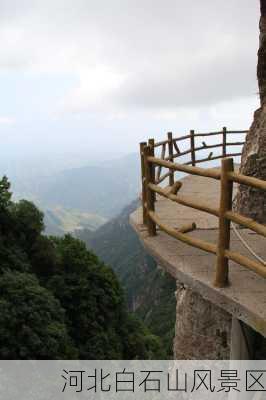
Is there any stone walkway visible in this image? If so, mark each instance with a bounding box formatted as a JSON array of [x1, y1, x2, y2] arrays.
[[130, 173, 266, 336]]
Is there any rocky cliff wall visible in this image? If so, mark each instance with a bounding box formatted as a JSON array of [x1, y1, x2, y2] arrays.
[[173, 282, 232, 359]]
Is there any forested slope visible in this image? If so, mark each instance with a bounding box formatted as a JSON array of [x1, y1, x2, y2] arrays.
[[78, 200, 176, 357], [0, 177, 164, 359]]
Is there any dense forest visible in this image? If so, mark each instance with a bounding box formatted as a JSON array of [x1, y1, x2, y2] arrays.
[[78, 200, 176, 357], [0, 176, 165, 359]]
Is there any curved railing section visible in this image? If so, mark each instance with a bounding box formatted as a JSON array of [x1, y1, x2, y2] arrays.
[[145, 128, 247, 185], [139, 128, 266, 288]]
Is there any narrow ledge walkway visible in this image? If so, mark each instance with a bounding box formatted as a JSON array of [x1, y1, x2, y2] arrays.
[[130, 173, 266, 337]]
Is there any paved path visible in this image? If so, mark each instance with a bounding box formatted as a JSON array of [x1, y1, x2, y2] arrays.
[[130, 173, 266, 337], [153, 173, 221, 230]]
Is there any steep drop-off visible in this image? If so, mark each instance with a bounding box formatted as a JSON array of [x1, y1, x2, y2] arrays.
[[78, 200, 177, 356]]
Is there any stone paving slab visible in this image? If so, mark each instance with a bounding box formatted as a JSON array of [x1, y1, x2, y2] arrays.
[[153, 173, 239, 230], [130, 174, 266, 337]]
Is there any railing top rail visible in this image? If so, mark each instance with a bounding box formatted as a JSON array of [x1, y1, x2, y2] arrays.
[[147, 156, 221, 179], [184, 153, 243, 165], [229, 171, 266, 191], [151, 129, 248, 148], [147, 155, 266, 191], [146, 128, 252, 185], [226, 130, 249, 134], [192, 130, 248, 138], [172, 134, 191, 142], [153, 139, 169, 148]]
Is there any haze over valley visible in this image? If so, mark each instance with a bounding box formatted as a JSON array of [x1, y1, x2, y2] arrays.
[[5, 152, 140, 235]]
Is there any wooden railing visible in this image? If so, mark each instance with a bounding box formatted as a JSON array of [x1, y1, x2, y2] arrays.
[[140, 129, 266, 287]]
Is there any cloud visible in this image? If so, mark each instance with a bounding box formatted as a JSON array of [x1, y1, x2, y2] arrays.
[[0, 116, 15, 125], [59, 66, 127, 113], [0, 0, 260, 117]]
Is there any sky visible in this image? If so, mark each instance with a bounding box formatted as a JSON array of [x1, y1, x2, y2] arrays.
[[0, 0, 261, 170]]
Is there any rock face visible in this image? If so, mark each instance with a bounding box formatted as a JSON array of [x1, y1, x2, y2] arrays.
[[258, 2, 266, 106], [237, 2, 266, 223], [236, 106, 266, 223], [173, 283, 231, 359]]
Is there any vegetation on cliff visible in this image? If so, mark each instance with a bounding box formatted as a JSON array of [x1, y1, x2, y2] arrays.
[[78, 200, 176, 358], [0, 176, 163, 359]]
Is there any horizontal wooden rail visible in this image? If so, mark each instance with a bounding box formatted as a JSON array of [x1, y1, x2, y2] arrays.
[[150, 129, 248, 187], [152, 130, 247, 150], [173, 134, 191, 142], [166, 148, 193, 159], [194, 143, 223, 151], [225, 249, 266, 278], [151, 129, 247, 187], [148, 183, 219, 217], [147, 156, 221, 179], [192, 130, 248, 138], [148, 210, 266, 278], [225, 211, 266, 237], [163, 144, 243, 163], [185, 153, 242, 165], [154, 139, 169, 148], [194, 131, 224, 137], [155, 172, 171, 185], [149, 185, 266, 237], [229, 171, 266, 190], [226, 141, 245, 146], [149, 211, 266, 278], [148, 208, 266, 278], [227, 130, 249, 134], [148, 210, 217, 254], [164, 143, 242, 161]]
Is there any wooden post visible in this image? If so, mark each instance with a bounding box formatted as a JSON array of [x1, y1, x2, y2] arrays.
[[148, 138, 154, 148], [140, 142, 147, 224], [143, 145, 156, 236], [190, 130, 196, 166], [214, 158, 234, 287], [167, 132, 175, 186], [148, 138, 156, 202], [222, 126, 227, 158]]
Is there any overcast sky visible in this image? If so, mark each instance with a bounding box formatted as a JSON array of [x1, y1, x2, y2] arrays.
[[0, 0, 261, 167]]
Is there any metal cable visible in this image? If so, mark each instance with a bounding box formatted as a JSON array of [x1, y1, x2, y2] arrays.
[[232, 195, 266, 266]]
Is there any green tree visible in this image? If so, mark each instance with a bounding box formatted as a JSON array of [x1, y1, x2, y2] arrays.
[[121, 314, 165, 359], [47, 235, 164, 359], [47, 235, 126, 358], [0, 271, 77, 359], [0, 176, 13, 235], [30, 235, 57, 279], [11, 200, 44, 247], [0, 176, 12, 210], [0, 177, 164, 360]]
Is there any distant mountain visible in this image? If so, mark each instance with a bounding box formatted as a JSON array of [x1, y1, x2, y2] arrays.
[[10, 153, 140, 235], [6, 153, 140, 235], [43, 207, 106, 236], [77, 200, 176, 356]]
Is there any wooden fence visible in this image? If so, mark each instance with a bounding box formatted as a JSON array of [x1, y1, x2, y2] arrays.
[[140, 128, 266, 287]]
